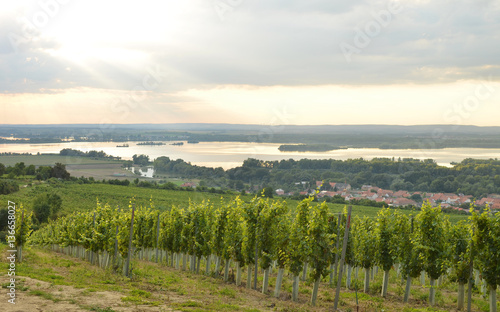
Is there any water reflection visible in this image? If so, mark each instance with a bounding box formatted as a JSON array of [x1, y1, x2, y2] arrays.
[[129, 166, 155, 178]]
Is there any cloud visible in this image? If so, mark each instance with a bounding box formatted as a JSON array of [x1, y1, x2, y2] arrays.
[[0, 0, 499, 103]]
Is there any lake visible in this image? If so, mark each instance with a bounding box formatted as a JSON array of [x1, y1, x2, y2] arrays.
[[1, 141, 499, 169]]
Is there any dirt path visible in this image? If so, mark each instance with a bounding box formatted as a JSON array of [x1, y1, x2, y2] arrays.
[[3, 276, 179, 312]]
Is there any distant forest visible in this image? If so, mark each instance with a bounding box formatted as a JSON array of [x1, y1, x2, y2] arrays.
[[153, 156, 500, 198]]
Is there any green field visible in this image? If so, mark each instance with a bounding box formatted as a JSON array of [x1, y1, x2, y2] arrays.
[[0, 181, 469, 224], [0, 154, 123, 166]]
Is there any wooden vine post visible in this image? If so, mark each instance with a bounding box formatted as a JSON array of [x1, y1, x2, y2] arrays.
[[333, 205, 352, 311], [124, 204, 136, 277]]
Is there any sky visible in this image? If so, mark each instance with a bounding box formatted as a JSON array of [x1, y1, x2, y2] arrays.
[[1, 0, 500, 126]]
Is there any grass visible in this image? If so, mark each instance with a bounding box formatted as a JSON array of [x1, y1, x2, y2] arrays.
[[29, 289, 61, 302], [2, 243, 499, 312], [219, 287, 237, 298]]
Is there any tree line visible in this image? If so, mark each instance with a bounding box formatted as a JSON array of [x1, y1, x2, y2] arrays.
[[153, 156, 500, 198], [0, 162, 70, 183]]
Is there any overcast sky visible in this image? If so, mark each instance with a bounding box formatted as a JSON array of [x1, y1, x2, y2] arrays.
[[1, 0, 499, 125]]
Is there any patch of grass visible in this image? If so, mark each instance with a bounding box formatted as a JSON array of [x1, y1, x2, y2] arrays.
[[29, 289, 60, 302], [101, 280, 115, 284], [129, 289, 151, 298], [121, 296, 144, 304], [369, 279, 383, 296], [48, 274, 65, 280], [89, 307, 117, 312], [176, 300, 203, 307], [219, 287, 236, 298], [402, 308, 449, 312], [474, 298, 491, 312], [322, 290, 334, 302], [418, 292, 429, 302], [81, 288, 98, 296], [215, 303, 241, 310], [341, 291, 384, 303], [1, 279, 28, 291], [299, 287, 311, 294]]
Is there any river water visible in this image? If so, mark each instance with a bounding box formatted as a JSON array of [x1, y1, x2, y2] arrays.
[[1, 141, 499, 169]]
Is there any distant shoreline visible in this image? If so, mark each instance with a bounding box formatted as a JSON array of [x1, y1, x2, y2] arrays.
[[278, 144, 348, 152], [2, 139, 500, 150]]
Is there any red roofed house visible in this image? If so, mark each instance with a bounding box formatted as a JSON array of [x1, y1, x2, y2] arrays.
[[393, 190, 410, 198], [361, 191, 378, 200], [392, 198, 417, 207], [377, 189, 393, 198]]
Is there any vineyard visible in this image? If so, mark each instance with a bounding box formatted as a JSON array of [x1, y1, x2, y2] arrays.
[[15, 196, 500, 311]]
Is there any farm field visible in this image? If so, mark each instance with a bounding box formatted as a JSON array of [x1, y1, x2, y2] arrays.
[[0, 154, 124, 166], [65, 163, 136, 181]]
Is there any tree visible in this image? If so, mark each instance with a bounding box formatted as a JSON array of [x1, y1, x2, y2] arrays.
[[449, 220, 472, 310], [258, 199, 278, 293], [410, 193, 423, 202], [25, 164, 36, 175], [211, 200, 229, 275], [0, 181, 19, 195], [0, 163, 5, 176], [395, 212, 422, 303], [36, 166, 52, 180], [33, 193, 62, 223], [414, 201, 450, 305], [132, 154, 150, 166], [14, 206, 33, 262], [243, 196, 265, 289], [261, 186, 274, 198], [307, 201, 333, 306], [472, 206, 500, 312], [376, 208, 398, 297], [273, 201, 291, 298], [0, 208, 9, 236], [352, 216, 379, 293], [224, 198, 246, 283], [13, 162, 26, 176], [289, 198, 312, 301], [51, 163, 70, 180], [235, 180, 245, 190]]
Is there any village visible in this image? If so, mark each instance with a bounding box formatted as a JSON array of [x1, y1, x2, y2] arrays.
[[275, 181, 500, 211]]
